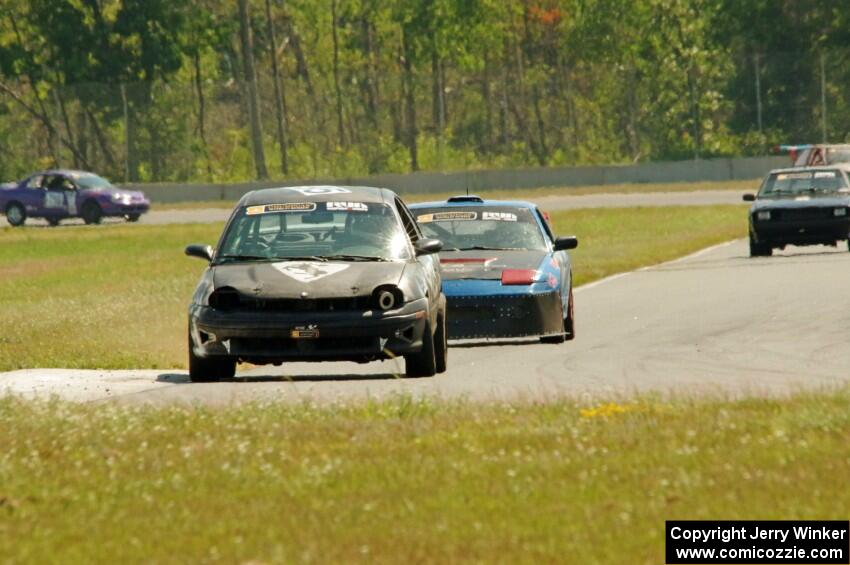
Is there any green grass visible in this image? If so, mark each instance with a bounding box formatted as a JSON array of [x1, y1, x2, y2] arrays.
[[1, 391, 848, 563], [555, 205, 746, 286], [0, 205, 746, 371], [153, 178, 757, 210]]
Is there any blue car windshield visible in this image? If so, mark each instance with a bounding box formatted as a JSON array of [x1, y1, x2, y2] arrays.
[[414, 206, 547, 251], [74, 174, 113, 190]]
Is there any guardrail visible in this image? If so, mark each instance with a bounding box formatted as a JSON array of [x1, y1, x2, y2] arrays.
[[126, 155, 786, 203]]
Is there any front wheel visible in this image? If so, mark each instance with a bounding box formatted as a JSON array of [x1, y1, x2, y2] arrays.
[[125, 213, 141, 222], [5, 202, 26, 227], [749, 236, 772, 257], [81, 201, 103, 225], [188, 333, 236, 382], [434, 312, 447, 374], [405, 320, 437, 378], [564, 287, 575, 341]]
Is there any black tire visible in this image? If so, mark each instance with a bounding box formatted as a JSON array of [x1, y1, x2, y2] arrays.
[[125, 213, 141, 222], [749, 236, 772, 257], [188, 333, 236, 382], [434, 312, 447, 374], [405, 320, 437, 378], [81, 201, 103, 225], [5, 202, 26, 227], [541, 286, 574, 344], [46, 217, 61, 227], [564, 286, 576, 341], [847, 238, 850, 252]]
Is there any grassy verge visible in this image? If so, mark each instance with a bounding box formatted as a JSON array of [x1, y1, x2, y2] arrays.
[[0, 205, 745, 370], [553, 205, 746, 286], [1, 391, 848, 563], [153, 178, 757, 211]]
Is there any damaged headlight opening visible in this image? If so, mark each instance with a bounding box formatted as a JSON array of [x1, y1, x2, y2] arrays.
[[756, 210, 771, 221], [372, 285, 404, 311], [208, 287, 240, 310]]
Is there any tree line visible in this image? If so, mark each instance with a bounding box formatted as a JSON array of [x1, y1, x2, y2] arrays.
[[0, 0, 848, 184]]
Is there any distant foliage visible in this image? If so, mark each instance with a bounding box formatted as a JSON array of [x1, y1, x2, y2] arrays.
[[0, 0, 847, 183]]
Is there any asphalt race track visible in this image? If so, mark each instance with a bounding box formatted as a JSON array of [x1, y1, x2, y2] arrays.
[[0, 189, 744, 228], [4, 239, 849, 405]]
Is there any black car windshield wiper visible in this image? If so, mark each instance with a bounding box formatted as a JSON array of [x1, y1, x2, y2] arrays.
[[216, 254, 271, 263], [272, 255, 329, 262], [216, 254, 330, 264], [322, 254, 391, 262], [457, 245, 524, 251]]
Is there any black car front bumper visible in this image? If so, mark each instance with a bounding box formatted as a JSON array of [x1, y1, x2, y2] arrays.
[[752, 210, 850, 247], [446, 291, 564, 339], [190, 298, 430, 364]]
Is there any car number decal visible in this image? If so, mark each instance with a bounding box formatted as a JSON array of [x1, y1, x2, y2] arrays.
[[417, 211, 477, 223], [44, 192, 64, 208], [327, 201, 368, 212], [246, 203, 316, 215], [287, 186, 352, 196], [271, 262, 349, 283]]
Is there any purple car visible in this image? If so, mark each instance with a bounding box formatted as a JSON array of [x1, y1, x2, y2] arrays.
[[0, 169, 150, 227]]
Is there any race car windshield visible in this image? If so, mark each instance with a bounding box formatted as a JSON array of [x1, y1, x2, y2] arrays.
[[74, 174, 113, 190], [415, 206, 547, 251], [217, 202, 411, 262], [759, 170, 849, 197]]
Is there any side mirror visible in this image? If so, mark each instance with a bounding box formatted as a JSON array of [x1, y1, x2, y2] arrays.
[[185, 244, 214, 261], [414, 238, 443, 256], [553, 236, 578, 251], [742, 193, 756, 202]]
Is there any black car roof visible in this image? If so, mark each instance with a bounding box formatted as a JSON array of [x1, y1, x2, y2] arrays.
[[239, 185, 397, 206]]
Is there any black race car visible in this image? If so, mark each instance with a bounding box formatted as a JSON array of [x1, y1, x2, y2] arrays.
[[185, 185, 447, 381], [744, 165, 850, 257]]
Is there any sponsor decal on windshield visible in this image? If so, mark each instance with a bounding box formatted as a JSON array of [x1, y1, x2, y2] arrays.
[[246, 202, 317, 215], [327, 201, 368, 212], [287, 186, 352, 196], [777, 172, 820, 180], [271, 262, 349, 283], [482, 211, 517, 222], [417, 211, 478, 223], [814, 171, 837, 178]]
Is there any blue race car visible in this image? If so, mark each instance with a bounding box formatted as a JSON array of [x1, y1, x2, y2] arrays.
[[410, 196, 578, 342], [0, 169, 150, 227]]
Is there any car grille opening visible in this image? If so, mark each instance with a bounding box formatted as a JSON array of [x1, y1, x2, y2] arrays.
[[239, 296, 372, 312], [773, 207, 834, 221]]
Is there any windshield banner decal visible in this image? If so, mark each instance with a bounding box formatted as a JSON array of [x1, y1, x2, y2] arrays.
[[417, 211, 478, 223], [246, 203, 317, 215]]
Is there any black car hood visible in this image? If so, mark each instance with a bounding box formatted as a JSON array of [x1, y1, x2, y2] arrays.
[[212, 260, 406, 298], [751, 195, 850, 210], [439, 249, 548, 280]]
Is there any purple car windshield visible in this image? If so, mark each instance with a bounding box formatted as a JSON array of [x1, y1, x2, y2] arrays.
[[74, 175, 112, 190]]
